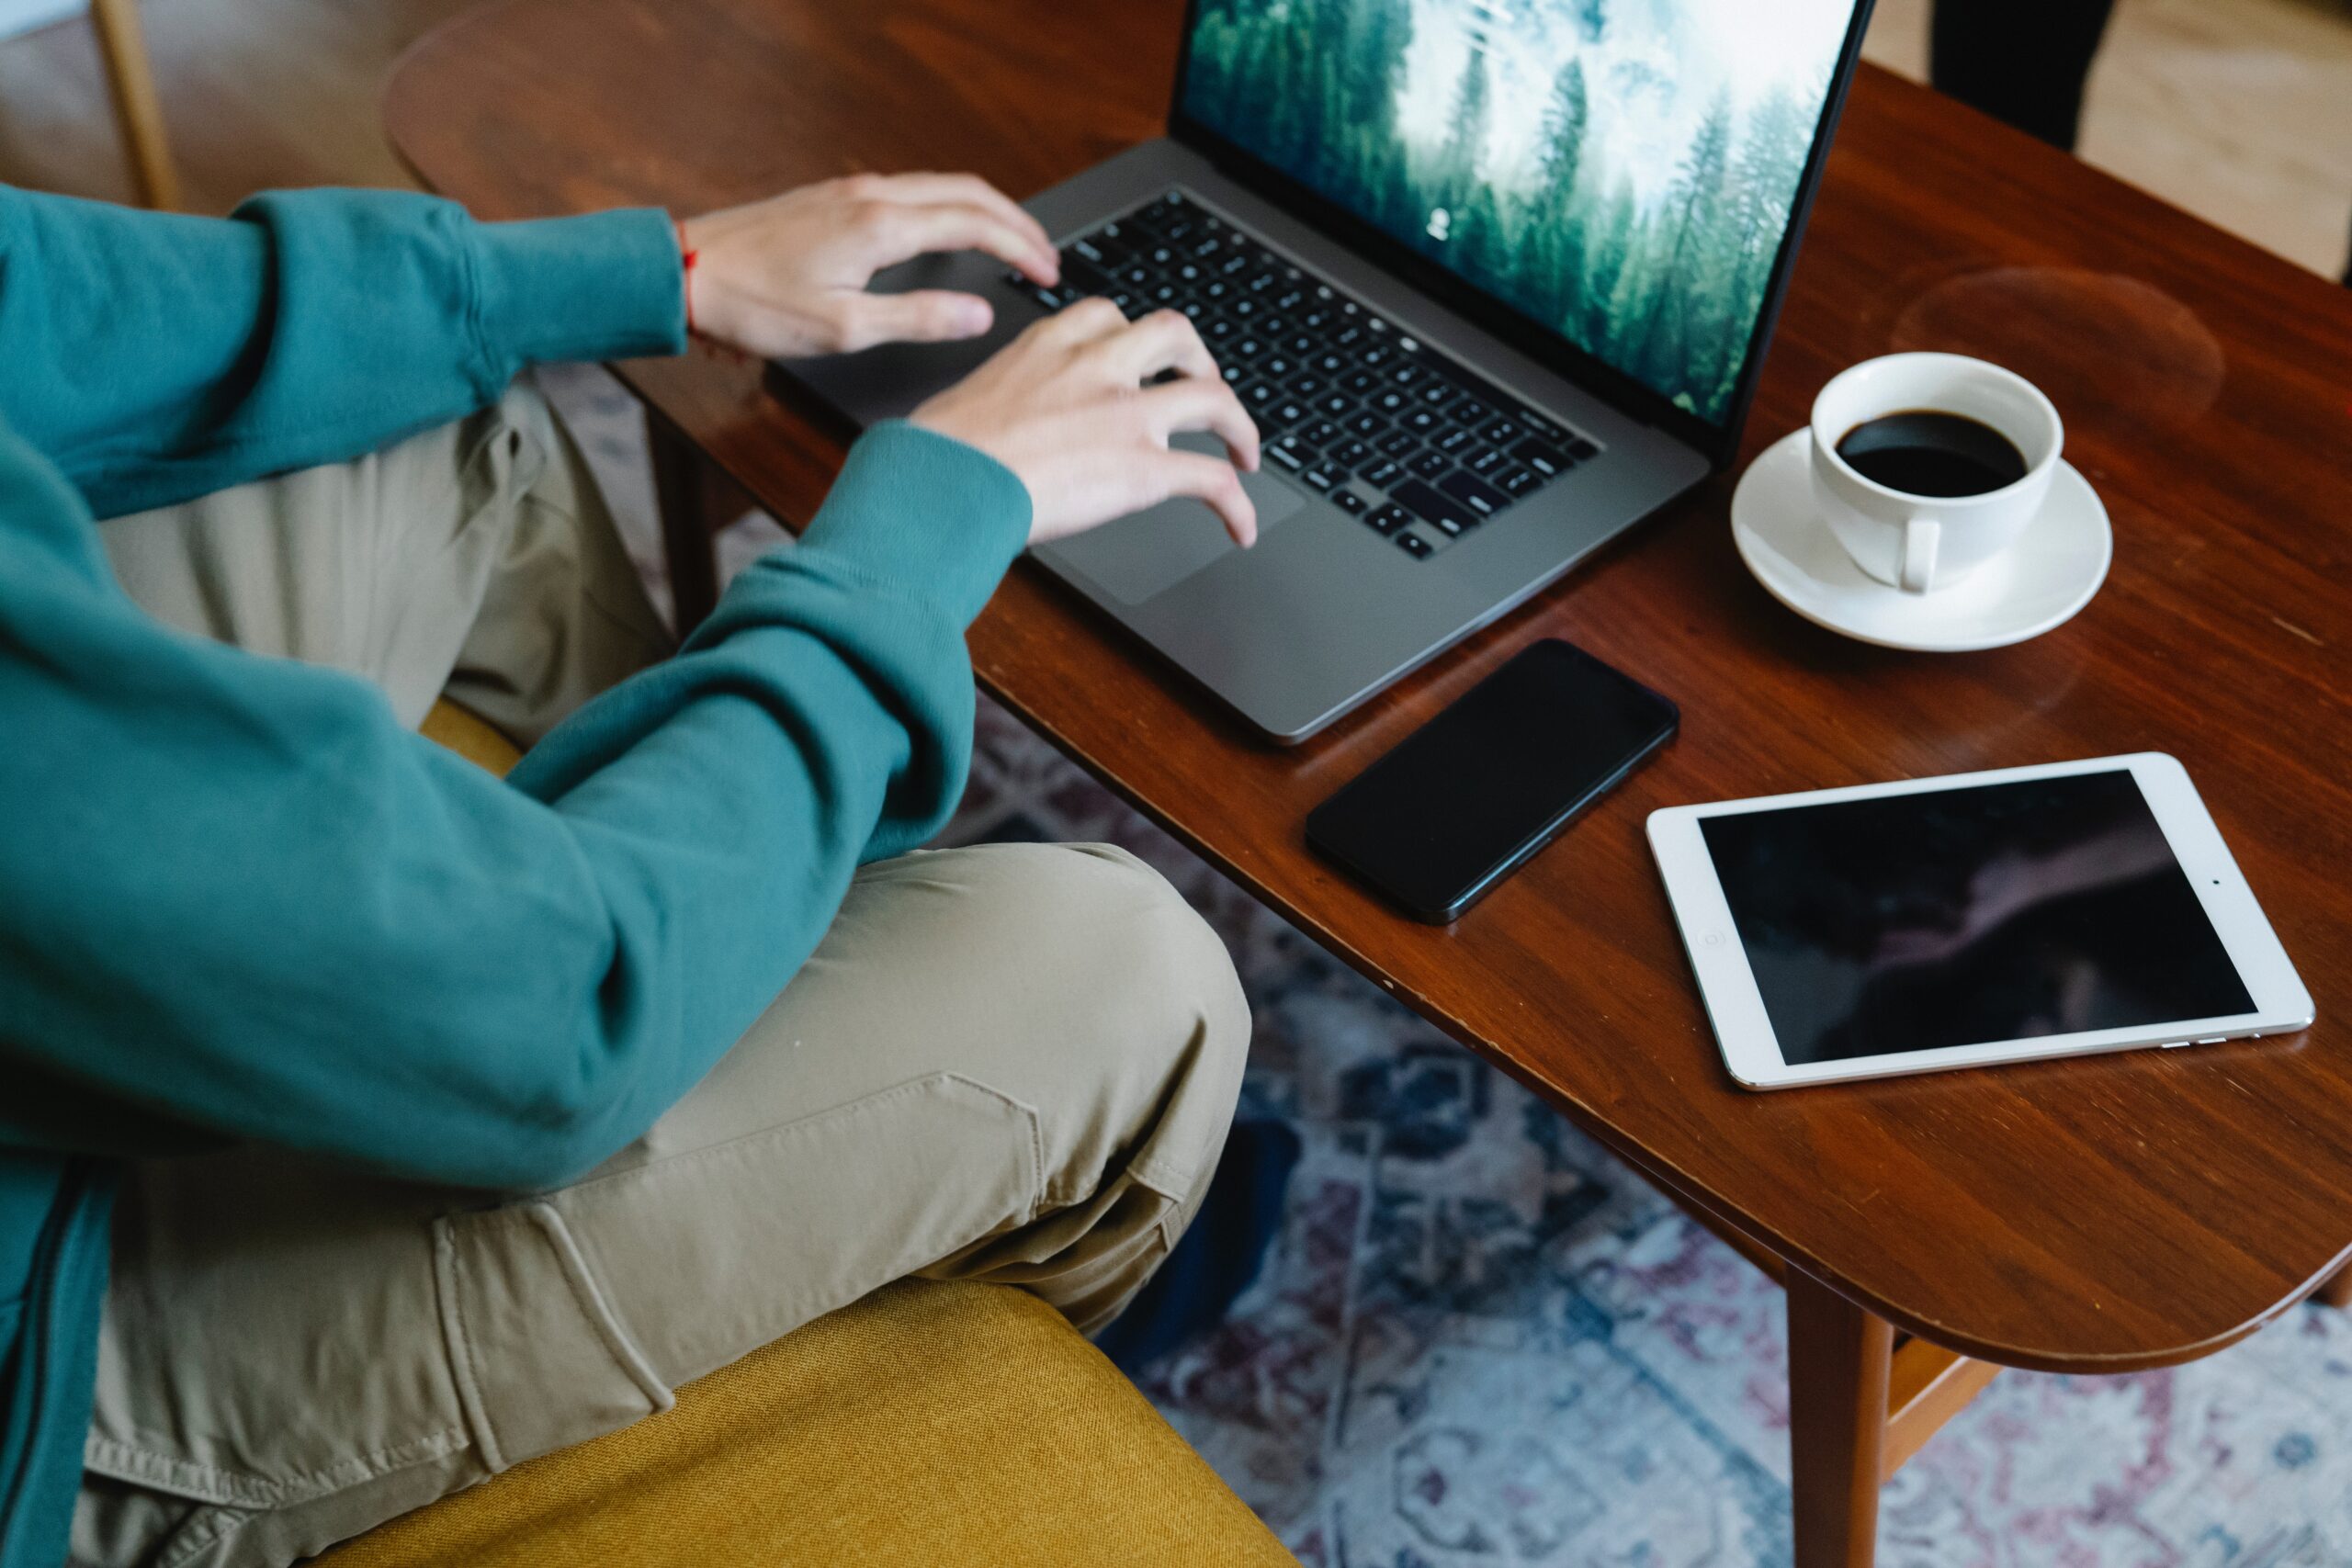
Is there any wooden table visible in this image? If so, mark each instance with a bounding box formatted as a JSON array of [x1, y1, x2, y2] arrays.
[[386, 4, 2352, 1562]]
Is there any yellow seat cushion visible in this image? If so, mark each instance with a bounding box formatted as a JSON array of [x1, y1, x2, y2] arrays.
[[323, 1279, 1295, 1567], [418, 697, 522, 777]]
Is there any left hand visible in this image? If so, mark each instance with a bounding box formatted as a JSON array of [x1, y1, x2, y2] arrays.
[[679, 173, 1059, 359]]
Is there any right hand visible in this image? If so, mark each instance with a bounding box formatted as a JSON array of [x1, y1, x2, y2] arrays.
[[910, 299, 1262, 548]]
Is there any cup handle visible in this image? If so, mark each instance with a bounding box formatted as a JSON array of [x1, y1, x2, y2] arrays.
[[1899, 514, 1941, 594]]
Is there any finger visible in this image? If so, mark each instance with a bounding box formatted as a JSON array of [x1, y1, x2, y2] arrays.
[[1096, 309, 1220, 386], [1148, 450, 1259, 547], [834, 288, 995, 351], [1037, 295, 1129, 344], [863, 173, 1055, 261], [859, 200, 1056, 283], [1139, 377, 1261, 473]]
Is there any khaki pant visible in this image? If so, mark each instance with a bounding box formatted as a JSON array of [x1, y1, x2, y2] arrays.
[[70, 384, 1250, 1568]]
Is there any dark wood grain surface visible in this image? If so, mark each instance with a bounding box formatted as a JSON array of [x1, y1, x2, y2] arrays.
[[387, 0, 2352, 1374]]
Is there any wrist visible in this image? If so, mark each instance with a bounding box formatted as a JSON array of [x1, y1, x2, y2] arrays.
[[674, 218, 701, 338]]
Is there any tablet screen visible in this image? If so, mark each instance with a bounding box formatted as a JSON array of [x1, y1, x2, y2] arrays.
[[1700, 769, 2254, 1066]]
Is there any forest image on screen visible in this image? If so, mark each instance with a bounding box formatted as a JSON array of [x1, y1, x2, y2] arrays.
[[1181, 0, 1855, 423]]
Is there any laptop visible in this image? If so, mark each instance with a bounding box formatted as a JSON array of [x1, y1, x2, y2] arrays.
[[778, 0, 1877, 742]]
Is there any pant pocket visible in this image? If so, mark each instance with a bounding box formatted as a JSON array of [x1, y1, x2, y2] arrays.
[[514, 1072, 1045, 1402], [432, 1199, 673, 1475]]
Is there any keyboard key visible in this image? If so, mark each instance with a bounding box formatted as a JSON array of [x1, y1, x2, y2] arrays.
[[1418, 381, 1454, 406], [1439, 470, 1508, 520], [1203, 317, 1238, 342], [1362, 344, 1395, 368], [1511, 437, 1574, 479], [1061, 259, 1114, 297], [1496, 464, 1544, 497], [1331, 439, 1372, 468], [1366, 502, 1410, 535], [1288, 374, 1325, 399], [1435, 426, 1477, 456], [1069, 236, 1119, 267], [1409, 449, 1452, 479], [1567, 438, 1600, 461], [1265, 441, 1306, 472], [1482, 417, 1523, 446], [1468, 446, 1506, 476], [1392, 478, 1478, 536], [1520, 408, 1568, 443], [1238, 381, 1278, 411], [1377, 429, 1420, 458], [1330, 488, 1368, 515], [1273, 400, 1308, 427], [1449, 397, 1491, 425], [1374, 389, 1409, 416], [1317, 393, 1353, 419], [1360, 457, 1404, 489], [1229, 336, 1264, 360], [1342, 369, 1380, 395], [1261, 355, 1294, 380], [1347, 412, 1385, 439], [1405, 408, 1443, 434], [1396, 531, 1434, 559], [1301, 466, 1340, 492], [1388, 362, 1430, 387], [1303, 419, 1342, 446]]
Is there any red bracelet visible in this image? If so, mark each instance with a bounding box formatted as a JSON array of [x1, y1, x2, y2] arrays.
[[675, 219, 699, 336]]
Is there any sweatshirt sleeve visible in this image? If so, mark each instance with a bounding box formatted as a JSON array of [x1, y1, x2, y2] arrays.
[[0, 418, 1031, 1190], [0, 185, 684, 520]]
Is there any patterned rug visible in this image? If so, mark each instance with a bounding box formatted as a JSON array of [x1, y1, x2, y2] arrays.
[[548, 363, 2352, 1568]]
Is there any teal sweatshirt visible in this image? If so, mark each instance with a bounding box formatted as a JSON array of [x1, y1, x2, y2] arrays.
[[0, 186, 1030, 1567]]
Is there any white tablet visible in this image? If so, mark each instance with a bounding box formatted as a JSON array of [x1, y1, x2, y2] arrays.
[[1647, 754, 2314, 1090]]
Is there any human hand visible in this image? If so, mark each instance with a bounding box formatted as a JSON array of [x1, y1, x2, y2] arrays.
[[910, 299, 1262, 547], [679, 173, 1058, 358]]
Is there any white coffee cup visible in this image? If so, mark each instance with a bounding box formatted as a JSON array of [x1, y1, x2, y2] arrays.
[[1810, 353, 2064, 594]]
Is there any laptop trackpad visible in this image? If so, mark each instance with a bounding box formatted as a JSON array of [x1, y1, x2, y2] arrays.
[[1043, 434, 1306, 606]]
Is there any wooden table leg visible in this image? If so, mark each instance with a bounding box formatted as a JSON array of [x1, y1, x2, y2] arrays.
[[647, 406, 722, 635], [88, 0, 181, 209], [1787, 1269, 1894, 1568], [2316, 1261, 2352, 1310]]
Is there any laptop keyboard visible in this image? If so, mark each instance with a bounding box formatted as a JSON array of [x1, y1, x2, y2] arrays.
[[1007, 189, 1602, 561]]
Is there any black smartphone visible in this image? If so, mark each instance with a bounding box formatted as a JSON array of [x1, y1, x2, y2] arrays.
[[1306, 640, 1679, 923]]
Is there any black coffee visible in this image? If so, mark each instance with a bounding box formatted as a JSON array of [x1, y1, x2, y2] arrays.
[[1835, 411, 2029, 498]]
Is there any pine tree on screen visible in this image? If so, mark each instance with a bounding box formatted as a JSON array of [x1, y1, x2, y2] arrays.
[[1178, 0, 1832, 423]]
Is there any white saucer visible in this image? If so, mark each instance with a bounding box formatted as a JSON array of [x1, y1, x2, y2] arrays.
[[1731, 429, 2112, 652]]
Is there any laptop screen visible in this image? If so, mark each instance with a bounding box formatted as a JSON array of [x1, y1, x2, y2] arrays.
[[1177, 0, 1862, 428]]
